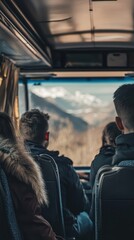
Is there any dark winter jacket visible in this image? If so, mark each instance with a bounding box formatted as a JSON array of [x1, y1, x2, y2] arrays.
[[90, 145, 115, 188], [113, 133, 134, 166], [25, 140, 89, 236], [0, 166, 22, 240], [0, 138, 61, 240]]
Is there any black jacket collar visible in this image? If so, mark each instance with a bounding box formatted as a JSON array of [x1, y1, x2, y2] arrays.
[[25, 140, 73, 165]]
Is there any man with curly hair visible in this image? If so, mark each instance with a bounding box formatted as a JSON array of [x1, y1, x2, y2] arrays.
[[20, 109, 92, 240]]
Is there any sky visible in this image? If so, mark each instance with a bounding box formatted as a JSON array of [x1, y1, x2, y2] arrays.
[[19, 77, 134, 114]]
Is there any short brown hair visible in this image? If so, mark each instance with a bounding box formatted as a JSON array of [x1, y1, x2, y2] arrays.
[[20, 109, 49, 144], [113, 84, 134, 130]]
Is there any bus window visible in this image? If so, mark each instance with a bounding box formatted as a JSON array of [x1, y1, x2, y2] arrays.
[[18, 77, 132, 166]]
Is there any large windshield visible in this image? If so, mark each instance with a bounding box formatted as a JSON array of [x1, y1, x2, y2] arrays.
[[19, 77, 133, 166]]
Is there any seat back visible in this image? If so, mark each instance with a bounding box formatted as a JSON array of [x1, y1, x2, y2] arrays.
[[0, 166, 22, 240], [35, 153, 65, 238], [95, 165, 134, 240]]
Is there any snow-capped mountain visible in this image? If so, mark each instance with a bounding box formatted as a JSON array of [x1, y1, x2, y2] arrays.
[[31, 86, 103, 114], [31, 92, 89, 132]]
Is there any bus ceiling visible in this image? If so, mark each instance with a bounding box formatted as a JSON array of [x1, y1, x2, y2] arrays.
[[1, 0, 134, 77]]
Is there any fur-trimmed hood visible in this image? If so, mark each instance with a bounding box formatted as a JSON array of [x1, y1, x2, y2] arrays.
[[0, 137, 48, 205]]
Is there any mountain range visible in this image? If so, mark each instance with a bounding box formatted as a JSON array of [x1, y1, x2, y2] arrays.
[[31, 86, 103, 114], [30, 87, 115, 165], [31, 92, 89, 132]]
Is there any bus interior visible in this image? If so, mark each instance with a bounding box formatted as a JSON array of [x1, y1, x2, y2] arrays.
[[1, 0, 134, 239]]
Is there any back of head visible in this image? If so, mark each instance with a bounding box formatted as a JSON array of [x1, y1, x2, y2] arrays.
[[0, 112, 16, 143], [102, 122, 121, 147], [20, 109, 49, 144], [113, 84, 134, 131]]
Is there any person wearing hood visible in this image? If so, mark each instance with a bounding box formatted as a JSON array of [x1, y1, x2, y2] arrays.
[[0, 112, 62, 240], [90, 122, 121, 189], [20, 109, 93, 240]]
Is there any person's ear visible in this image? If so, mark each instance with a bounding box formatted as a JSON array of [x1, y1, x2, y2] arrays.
[[43, 132, 49, 148], [45, 131, 49, 141], [115, 116, 124, 131]]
